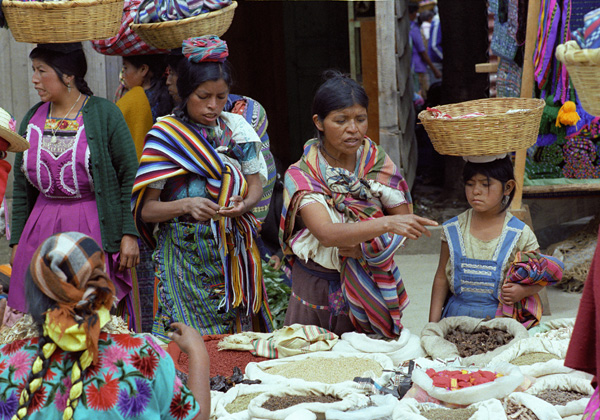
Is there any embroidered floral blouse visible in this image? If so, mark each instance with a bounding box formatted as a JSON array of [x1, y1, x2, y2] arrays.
[[0, 333, 200, 420]]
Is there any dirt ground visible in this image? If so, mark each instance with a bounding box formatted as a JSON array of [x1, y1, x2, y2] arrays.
[[411, 181, 469, 224]]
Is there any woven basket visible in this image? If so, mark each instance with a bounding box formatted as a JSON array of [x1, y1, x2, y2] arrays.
[[556, 41, 600, 116], [2, 0, 123, 43], [417, 98, 546, 156], [130, 2, 238, 50]]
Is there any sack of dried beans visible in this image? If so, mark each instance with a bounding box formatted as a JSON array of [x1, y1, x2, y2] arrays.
[[491, 337, 571, 378], [245, 351, 394, 391], [214, 383, 279, 419], [411, 361, 524, 405], [421, 317, 529, 365], [246, 383, 370, 420], [524, 374, 593, 417], [528, 317, 574, 343], [505, 392, 561, 420], [393, 397, 507, 419]]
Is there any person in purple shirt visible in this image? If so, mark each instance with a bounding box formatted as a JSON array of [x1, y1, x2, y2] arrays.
[[409, 4, 441, 99], [428, 13, 443, 84]]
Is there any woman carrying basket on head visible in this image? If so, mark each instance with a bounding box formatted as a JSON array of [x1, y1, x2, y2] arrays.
[[132, 36, 272, 339]]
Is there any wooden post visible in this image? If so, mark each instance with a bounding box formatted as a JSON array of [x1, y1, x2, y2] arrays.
[[512, 0, 541, 211]]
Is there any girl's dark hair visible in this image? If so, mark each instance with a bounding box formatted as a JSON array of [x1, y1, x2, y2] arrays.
[[123, 55, 173, 119], [174, 59, 233, 121], [29, 47, 93, 96], [463, 155, 516, 212], [312, 70, 369, 138]]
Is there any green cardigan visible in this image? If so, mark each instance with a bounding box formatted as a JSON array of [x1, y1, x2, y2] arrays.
[[11, 96, 139, 252]]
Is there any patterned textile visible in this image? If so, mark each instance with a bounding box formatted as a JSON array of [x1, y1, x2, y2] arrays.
[[132, 116, 267, 318], [0, 333, 199, 419], [497, 58, 522, 98], [226, 94, 276, 222], [584, 386, 600, 420], [91, 0, 168, 56], [136, 0, 231, 23], [30, 232, 115, 365], [490, 0, 519, 60], [562, 137, 600, 178], [496, 251, 564, 328], [182, 35, 228, 63], [280, 137, 412, 338]]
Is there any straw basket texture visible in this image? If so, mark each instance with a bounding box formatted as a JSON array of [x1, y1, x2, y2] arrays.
[[130, 2, 237, 50], [417, 97, 546, 156], [2, 0, 123, 43], [556, 41, 600, 116]]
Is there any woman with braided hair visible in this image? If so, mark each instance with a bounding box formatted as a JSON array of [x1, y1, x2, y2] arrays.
[[0, 232, 209, 420]]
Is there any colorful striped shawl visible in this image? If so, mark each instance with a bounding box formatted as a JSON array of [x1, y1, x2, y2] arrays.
[[496, 251, 564, 328], [279, 137, 412, 338], [131, 116, 266, 315]]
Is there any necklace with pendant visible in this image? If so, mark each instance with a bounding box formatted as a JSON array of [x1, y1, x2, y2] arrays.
[[49, 92, 82, 145]]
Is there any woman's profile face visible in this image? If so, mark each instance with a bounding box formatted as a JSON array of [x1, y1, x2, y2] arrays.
[[186, 79, 229, 126], [121, 59, 146, 90], [31, 58, 68, 103], [314, 103, 368, 157], [166, 66, 180, 103]]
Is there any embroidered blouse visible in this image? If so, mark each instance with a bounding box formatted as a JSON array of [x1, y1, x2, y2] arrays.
[[0, 333, 200, 420]]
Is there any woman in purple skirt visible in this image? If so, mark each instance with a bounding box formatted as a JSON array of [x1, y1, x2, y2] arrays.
[[9, 43, 140, 329]]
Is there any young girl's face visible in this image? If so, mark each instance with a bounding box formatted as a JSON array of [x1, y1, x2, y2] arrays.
[[465, 174, 510, 214]]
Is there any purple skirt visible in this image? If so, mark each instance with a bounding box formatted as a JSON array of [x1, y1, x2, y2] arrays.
[[9, 194, 132, 312]]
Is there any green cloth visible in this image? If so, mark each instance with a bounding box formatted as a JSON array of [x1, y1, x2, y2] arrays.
[[11, 96, 139, 252]]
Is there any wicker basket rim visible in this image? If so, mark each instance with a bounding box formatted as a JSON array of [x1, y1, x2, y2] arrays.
[[3, 0, 119, 9], [130, 1, 237, 30], [418, 98, 546, 121]]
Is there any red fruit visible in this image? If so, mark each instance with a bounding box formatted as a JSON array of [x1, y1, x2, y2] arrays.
[[433, 376, 451, 388]]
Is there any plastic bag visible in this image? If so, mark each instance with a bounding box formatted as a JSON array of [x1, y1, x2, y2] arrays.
[[245, 351, 394, 391], [332, 329, 425, 365], [421, 317, 529, 365], [325, 394, 398, 420], [411, 361, 524, 405], [246, 383, 369, 420], [491, 336, 572, 377], [525, 374, 593, 417], [506, 392, 562, 420]]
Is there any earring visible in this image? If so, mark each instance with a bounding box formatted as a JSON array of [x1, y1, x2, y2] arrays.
[[68, 84, 71, 93], [502, 195, 509, 206]]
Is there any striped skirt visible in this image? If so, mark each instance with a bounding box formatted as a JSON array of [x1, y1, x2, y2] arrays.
[[152, 222, 236, 339]]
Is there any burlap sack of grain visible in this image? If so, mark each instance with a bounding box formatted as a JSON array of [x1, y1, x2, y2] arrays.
[[246, 383, 369, 420], [506, 392, 562, 420], [411, 361, 524, 405], [524, 374, 594, 417], [331, 328, 425, 365], [491, 337, 572, 378], [392, 397, 508, 420], [214, 384, 278, 420], [325, 394, 398, 420], [421, 317, 529, 365], [245, 351, 394, 391]]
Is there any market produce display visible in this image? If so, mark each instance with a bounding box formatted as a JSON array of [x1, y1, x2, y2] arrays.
[[444, 327, 514, 357], [261, 395, 341, 411], [536, 389, 588, 406], [510, 352, 559, 365], [504, 399, 540, 419], [224, 392, 262, 414], [419, 406, 476, 419], [425, 368, 502, 390]]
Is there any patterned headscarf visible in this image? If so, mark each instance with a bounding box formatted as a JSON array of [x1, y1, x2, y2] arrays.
[[182, 35, 229, 63], [29, 232, 115, 364]]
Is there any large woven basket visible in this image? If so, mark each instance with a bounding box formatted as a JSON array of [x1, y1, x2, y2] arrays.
[[2, 0, 123, 43], [418, 98, 546, 156], [556, 41, 600, 116], [130, 2, 238, 50]]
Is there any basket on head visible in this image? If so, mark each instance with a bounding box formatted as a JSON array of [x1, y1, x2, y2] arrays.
[[2, 0, 123, 43], [417, 97, 546, 156], [130, 2, 238, 50], [556, 41, 600, 116]]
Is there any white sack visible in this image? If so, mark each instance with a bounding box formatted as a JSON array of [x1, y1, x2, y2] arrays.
[[525, 374, 593, 417], [506, 392, 562, 420]]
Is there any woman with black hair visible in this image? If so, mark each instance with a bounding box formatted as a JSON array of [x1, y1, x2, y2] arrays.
[[9, 42, 140, 330], [429, 154, 557, 326], [280, 70, 437, 338], [132, 36, 272, 339]]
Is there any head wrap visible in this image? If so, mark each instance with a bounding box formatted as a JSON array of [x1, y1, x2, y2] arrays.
[[29, 232, 115, 365], [182, 35, 228, 63]]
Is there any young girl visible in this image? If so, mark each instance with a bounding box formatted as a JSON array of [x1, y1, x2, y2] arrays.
[[429, 154, 544, 322]]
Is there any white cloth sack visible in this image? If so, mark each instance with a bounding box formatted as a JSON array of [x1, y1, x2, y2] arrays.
[[525, 373, 593, 417], [392, 397, 507, 420], [209, 390, 224, 420], [421, 317, 529, 365], [213, 384, 278, 420], [491, 336, 572, 377], [411, 361, 524, 405], [246, 383, 370, 420], [332, 329, 425, 365], [325, 394, 398, 420], [245, 351, 394, 391], [506, 392, 562, 420]]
